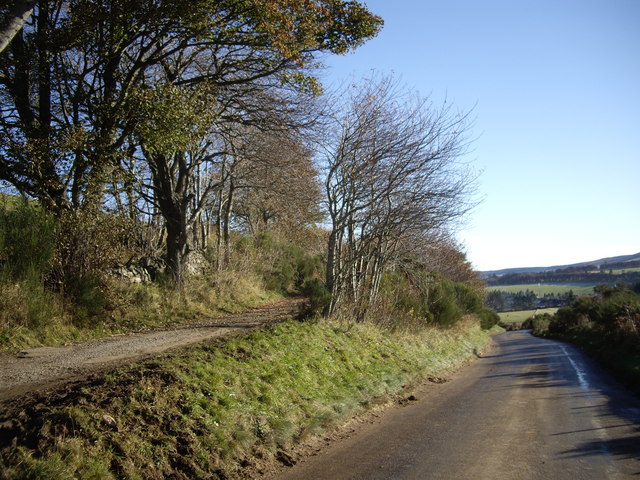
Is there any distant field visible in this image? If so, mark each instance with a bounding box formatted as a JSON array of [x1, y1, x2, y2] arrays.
[[588, 267, 640, 274], [486, 284, 594, 296], [498, 308, 558, 324], [611, 267, 640, 274]]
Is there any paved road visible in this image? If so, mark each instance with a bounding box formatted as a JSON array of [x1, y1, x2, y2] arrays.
[[277, 331, 640, 480]]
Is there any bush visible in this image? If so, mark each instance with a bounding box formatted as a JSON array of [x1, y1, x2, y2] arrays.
[[454, 282, 483, 313], [0, 279, 63, 330], [65, 275, 108, 324], [0, 199, 56, 281], [426, 279, 461, 328], [300, 278, 331, 317], [51, 210, 134, 290], [0, 200, 64, 332], [540, 287, 640, 394], [530, 313, 551, 335], [236, 233, 324, 295], [376, 269, 495, 329], [379, 271, 427, 319], [477, 306, 500, 330]]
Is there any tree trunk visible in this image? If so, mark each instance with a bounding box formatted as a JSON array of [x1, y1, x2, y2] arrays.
[[0, 0, 37, 54], [222, 178, 235, 267], [147, 152, 192, 284], [165, 215, 187, 284]]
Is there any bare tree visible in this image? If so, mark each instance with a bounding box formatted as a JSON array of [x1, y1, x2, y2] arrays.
[[232, 130, 323, 239], [208, 112, 322, 271], [322, 75, 476, 319]]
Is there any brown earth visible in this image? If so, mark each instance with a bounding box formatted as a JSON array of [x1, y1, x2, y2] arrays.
[[0, 297, 306, 404]]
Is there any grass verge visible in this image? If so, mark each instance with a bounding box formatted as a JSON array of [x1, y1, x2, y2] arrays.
[[0, 272, 281, 352], [0, 317, 496, 479]]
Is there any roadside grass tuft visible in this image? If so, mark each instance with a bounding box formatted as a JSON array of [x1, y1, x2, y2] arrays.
[[0, 317, 495, 479], [0, 271, 280, 351]]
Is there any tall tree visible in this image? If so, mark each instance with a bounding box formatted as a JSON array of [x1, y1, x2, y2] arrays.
[[229, 129, 323, 239], [0, 0, 382, 213], [0, 0, 36, 54], [0, 0, 382, 282], [129, 84, 223, 282], [322, 75, 475, 319]]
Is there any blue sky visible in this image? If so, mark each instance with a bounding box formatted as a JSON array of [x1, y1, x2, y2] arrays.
[[322, 0, 639, 271]]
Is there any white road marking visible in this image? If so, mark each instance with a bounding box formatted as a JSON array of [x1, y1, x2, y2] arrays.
[[559, 344, 590, 391]]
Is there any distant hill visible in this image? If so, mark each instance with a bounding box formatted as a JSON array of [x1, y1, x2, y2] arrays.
[[483, 252, 640, 311], [481, 252, 640, 278]]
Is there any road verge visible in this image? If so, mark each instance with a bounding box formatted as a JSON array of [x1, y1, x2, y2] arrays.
[[0, 316, 497, 479]]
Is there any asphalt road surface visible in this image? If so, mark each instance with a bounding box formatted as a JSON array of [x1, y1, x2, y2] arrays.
[[277, 330, 640, 480]]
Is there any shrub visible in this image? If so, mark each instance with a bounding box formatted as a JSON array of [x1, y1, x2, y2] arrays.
[[530, 313, 551, 335], [541, 287, 640, 394], [0, 198, 56, 281], [51, 210, 134, 290], [379, 271, 426, 318], [0, 200, 64, 332], [376, 269, 494, 329], [477, 306, 500, 330], [65, 275, 108, 324], [300, 278, 331, 317], [454, 282, 483, 313], [236, 233, 324, 295], [427, 280, 461, 328]]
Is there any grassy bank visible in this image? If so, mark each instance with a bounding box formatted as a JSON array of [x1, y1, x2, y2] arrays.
[[0, 317, 497, 480], [0, 273, 282, 352]]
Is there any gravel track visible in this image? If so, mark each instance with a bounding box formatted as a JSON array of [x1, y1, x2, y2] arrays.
[[0, 297, 305, 403]]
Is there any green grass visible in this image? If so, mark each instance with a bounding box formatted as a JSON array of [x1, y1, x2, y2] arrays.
[[0, 272, 281, 351], [486, 284, 594, 296], [0, 192, 33, 209], [498, 308, 558, 324], [0, 317, 496, 479], [610, 267, 640, 274]]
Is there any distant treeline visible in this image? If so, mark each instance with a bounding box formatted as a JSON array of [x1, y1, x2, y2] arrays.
[[486, 290, 575, 312], [486, 270, 640, 287]]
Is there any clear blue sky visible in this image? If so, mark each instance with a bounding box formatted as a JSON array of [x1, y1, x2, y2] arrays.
[[322, 0, 639, 271]]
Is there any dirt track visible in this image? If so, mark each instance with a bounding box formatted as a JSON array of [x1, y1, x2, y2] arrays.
[[0, 297, 305, 403]]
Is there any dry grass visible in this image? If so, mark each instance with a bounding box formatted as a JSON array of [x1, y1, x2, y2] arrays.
[[498, 308, 558, 324]]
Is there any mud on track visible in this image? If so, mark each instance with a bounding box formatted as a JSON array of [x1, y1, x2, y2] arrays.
[[0, 297, 306, 404]]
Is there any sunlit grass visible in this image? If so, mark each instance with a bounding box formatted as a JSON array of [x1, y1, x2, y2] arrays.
[[0, 317, 495, 479], [0, 271, 281, 351], [498, 308, 558, 324], [486, 284, 594, 296]]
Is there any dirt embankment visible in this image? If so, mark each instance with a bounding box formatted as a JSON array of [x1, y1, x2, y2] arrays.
[[0, 297, 306, 404]]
